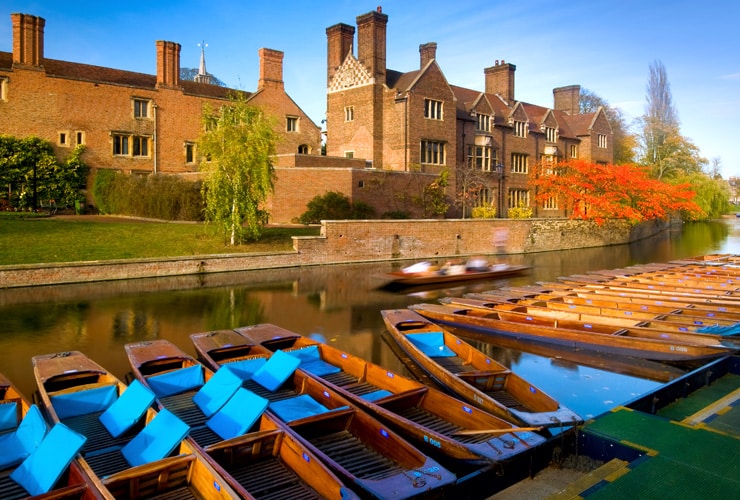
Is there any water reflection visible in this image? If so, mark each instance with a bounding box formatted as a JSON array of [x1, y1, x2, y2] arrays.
[[1, 218, 738, 417]]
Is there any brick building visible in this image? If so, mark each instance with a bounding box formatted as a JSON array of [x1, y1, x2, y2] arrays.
[[0, 13, 321, 184], [325, 7, 613, 218]]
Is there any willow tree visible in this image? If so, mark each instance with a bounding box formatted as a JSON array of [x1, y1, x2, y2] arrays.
[[199, 94, 277, 244]]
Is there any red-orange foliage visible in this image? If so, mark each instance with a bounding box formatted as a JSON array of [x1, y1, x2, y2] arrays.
[[532, 160, 704, 224]]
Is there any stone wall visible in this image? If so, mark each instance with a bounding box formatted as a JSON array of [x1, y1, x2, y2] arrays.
[[0, 218, 671, 288]]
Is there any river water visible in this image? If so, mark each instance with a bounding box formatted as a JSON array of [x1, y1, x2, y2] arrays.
[[1, 218, 738, 421]]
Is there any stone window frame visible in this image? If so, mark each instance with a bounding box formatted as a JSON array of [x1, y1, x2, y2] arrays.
[[513, 120, 527, 138], [0, 76, 8, 101], [511, 153, 529, 174], [421, 140, 446, 165], [58, 131, 70, 147], [423, 98, 443, 120], [509, 188, 530, 209], [133, 98, 151, 119], [286, 116, 299, 132], [545, 126, 558, 143], [597, 134, 608, 149], [476, 113, 491, 132], [344, 106, 354, 122]]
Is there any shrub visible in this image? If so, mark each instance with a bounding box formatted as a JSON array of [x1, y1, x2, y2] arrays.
[[382, 210, 410, 219], [296, 191, 352, 224], [472, 205, 497, 219], [508, 201, 533, 219]]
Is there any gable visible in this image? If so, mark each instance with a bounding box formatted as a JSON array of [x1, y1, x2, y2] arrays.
[[328, 54, 373, 92]]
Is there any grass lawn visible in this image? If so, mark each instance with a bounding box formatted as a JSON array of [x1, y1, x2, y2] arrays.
[[0, 214, 320, 265]]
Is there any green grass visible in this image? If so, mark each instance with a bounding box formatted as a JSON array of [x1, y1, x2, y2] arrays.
[[0, 215, 320, 265]]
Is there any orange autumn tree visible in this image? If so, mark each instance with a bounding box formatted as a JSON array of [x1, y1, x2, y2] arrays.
[[532, 160, 704, 224]]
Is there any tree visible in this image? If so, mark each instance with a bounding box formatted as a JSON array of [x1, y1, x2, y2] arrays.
[[414, 169, 450, 217], [453, 165, 495, 218], [199, 94, 278, 244], [580, 88, 637, 165], [675, 172, 731, 219]]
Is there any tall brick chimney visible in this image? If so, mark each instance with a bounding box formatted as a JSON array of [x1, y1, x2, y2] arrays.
[[553, 85, 581, 115], [484, 60, 516, 103], [326, 23, 355, 85], [356, 8, 388, 80], [419, 42, 437, 68], [156, 40, 181, 89], [258, 48, 284, 90], [11, 13, 44, 67]]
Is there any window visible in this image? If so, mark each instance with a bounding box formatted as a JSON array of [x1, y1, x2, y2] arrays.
[[113, 135, 129, 156], [286, 116, 298, 132], [0, 77, 7, 101], [132, 136, 149, 157], [185, 143, 195, 163], [509, 189, 530, 209], [424, 99, 443, 120], [514, 120, 527, 138], [570, 144, 578, 158], [76, 131, 85, 145], [133, 99, 150, 118], [511, 153, 528, 174], [467, 145, 491, 171], [344, 106, 354, 122], [59, 132, 68, 146], [542, 195, 558, 210], [345, 151, 354, 159], [476, 113, 491, 132], [598, 134, 608, 148], [421, 140, 445, 165], [298, 144, 309, 154], [545, 126, 557, 142], [477, 188, 494, 207]]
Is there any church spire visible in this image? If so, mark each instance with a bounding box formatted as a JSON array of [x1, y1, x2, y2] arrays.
[[195, 41, 211, 84]]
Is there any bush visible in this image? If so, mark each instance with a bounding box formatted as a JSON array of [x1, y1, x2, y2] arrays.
[[382, 210, 410, 219], [472, 206, 497, 219], [296, 191, 375, 224], [508, 201, 533, 219]]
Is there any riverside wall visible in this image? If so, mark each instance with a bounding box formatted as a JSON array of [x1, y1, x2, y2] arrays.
[[0, 218, 671, 288]]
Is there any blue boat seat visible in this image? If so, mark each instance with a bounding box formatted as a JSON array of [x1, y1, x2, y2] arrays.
[[251, 350, 301, 392], [146, 365, 204, 398], [206, 388, 268, 441], [287, 345, 342, 377], [121, 408, 189, 467], [0, 404, 47, 469], [361, 389, 393, 402], [193, 366, 242, 418], [50, 384, 118, 419], [98, 380, 155, 438], [269, 394, 333, 423], [10, 422, 86, 496], [406, 332, 456, 358], [223, 357, 267, 381], [0, 400, 19, 432]]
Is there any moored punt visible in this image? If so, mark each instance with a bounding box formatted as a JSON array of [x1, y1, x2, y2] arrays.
[[381, 309, 582, 429], [32, 351, 238, 499], [124, 339, 360, 499], [446, 296, 740, 348], [408, 302, 731, 362], [0, 372, 100, 500], [131, 338, 455, 499], [198, 325, 546, 465]]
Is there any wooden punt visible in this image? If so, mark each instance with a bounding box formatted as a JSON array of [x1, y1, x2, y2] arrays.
[[0, 372, 102, 500], [378, 264, 530, 289], [124, 339, 360, 500], [32, 351, 238, 500], [449, 296, 740, 348], [408, 302, 731, 362], [381, 309, 583, 428], [128, 338, 455, 499], [193, 326, 547, 465]]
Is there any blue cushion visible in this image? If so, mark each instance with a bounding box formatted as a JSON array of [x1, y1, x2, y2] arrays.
[[51, 385, 118, 419], [406, 332, 456, 358], [99, 380, 155, 438], [146, 365, 204, 398], [0, 404, 47, 469], [121, 408, 189, 467], [269, 394, 331, 423], [286, 345, 322, 363], [288, 345, 342, 377], [0, 401, 18, 432], [361, 389, 393, 402], [206, 388, 268, 441], [10, 422, 86, 496], [251, 350, 300, 392], [223, 357, 267, 381], [193, 366, 242, 418]]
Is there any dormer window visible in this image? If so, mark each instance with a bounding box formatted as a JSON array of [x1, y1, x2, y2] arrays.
[[424, 99, 443, 120], [476, 113, 491, 132], [598, 134, 608, 148], [514, 120, 527, 138], [545, 126, 557, 142]]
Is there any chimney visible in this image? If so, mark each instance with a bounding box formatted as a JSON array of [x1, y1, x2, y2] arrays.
[[553, 85, 581, 115], [156, 41, 181, 89], [356, 8, 388, 80], [326, 23, 355, 84], [258, 48, 284, 90], [11, 13, 44, 67], [419, 42, 437, 68], [484, 60, 516, 103]]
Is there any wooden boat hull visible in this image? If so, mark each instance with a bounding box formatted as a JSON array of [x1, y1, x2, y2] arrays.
[[381, 309, 582, 428], [410, 302, 731, 362], [209, 325, 547, 464], [379, 264, 530, 289]]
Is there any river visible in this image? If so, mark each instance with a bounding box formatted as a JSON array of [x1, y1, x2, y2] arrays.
[[1, 218, 738, 421]]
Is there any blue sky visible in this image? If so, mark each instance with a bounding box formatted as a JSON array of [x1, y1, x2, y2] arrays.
[[2, 1, 738, 177]]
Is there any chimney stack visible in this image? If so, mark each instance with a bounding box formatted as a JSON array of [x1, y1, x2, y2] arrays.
[[419, 42, 437, 68], [258, 48, 284, 90], [156, 41, 181, 89], [484, 60, 516, 103], [326, 23, 355, 85], [553, 85, 581, 115], [12, 13, 44, 67], [356, 9, 388, 80]]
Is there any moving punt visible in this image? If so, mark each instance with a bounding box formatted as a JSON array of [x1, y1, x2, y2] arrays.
[[409, 300, 731, 362], [192, 327, 546, 465], [0, 371, 100, 500], [32, 351, 238, 500], [378, 263, 530, 290], [380, 309, 582, 429], [127, 338, 455, 499], [123, 339, 359, 500]]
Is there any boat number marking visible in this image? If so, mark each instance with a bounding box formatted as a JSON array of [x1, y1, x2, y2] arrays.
[[473, 394, 484, 405], [423, 435, 442, 448], [669, 345, 688, 352]]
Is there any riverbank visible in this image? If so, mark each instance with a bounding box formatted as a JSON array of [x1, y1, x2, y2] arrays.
[[0, 217, 673, 288]]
